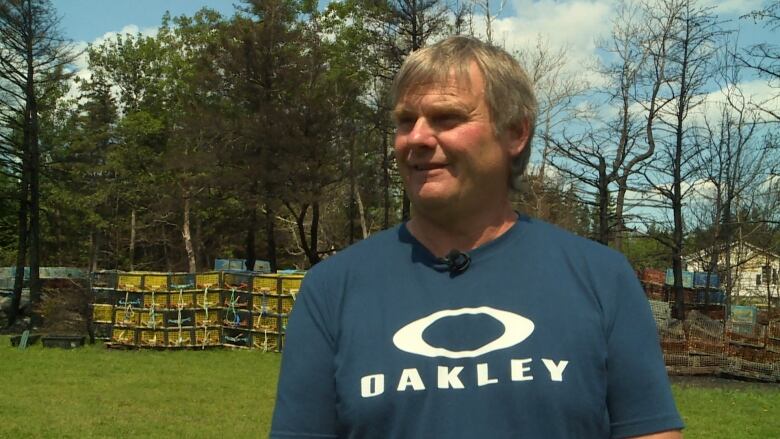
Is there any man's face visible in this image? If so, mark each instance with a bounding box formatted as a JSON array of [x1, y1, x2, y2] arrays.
[[393, 63, 525, 215]]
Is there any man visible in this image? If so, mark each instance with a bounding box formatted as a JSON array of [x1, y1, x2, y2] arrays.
[[270, 36, 683, 439]]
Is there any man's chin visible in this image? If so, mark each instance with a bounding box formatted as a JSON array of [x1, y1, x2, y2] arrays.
[[409, 192, 459, 213]]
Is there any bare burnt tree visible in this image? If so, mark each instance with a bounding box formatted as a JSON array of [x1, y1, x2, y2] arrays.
[[640, 0, 725, 319], [0, 0, 76, 327], [545, 1, 653, 248], [739, 1, 779, 122], [688, 42, 778, 312], [514, 38, 589, 228]]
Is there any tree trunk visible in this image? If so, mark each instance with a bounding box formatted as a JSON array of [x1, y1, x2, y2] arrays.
[[9, 176, 29, 328], [266, 203, 277, 272], [245, 204, 257, 272], [613, 180, 628, 252], [355, 185, 369, 239], [129, 209, 136, 271], [27, 45, 41, 323], [292, 203, 322, 266], [182, 195, 197, 273], [89, 229, 100, 272], [161, 225, 172, 272], [597, 160, 609, 245], [310, 202, 320, 264]]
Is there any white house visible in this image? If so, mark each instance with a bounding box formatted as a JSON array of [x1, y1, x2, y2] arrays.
[[685, 241, 780, 306]]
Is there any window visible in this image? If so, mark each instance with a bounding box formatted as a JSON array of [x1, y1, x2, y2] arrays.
[[756, 274, 762, 286], [773, 268, 778, 285]]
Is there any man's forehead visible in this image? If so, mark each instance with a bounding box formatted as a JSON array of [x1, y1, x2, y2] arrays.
[[396, 68, 484, 106]]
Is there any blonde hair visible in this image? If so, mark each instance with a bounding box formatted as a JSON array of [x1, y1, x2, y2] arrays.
[[390, 36, 537, 187]]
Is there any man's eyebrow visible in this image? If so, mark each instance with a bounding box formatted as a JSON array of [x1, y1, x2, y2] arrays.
[[393, 100, 469, 117], [392, 106, 415, 120]]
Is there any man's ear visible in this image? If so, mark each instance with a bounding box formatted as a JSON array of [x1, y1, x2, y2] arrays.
[[504, 118, 531, 158]]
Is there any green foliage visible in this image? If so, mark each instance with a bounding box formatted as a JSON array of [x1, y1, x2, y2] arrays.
[[623, 232, 674, 270]]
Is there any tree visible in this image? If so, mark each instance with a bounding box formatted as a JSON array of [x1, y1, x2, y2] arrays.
[[0, 0, 76, 326], [640, 0, 725, 319], [688, 44, 778, 310], [740, 1, 780, 122]]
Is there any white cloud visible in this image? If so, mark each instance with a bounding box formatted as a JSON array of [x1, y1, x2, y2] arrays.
[[488, 0, 614, 56], [65, 24, 159, 103], [90, 24, 159, 47]]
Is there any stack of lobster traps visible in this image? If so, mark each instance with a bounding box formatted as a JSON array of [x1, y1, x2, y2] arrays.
[[89, 270, 303, 352], [653, 307, 780, 382]]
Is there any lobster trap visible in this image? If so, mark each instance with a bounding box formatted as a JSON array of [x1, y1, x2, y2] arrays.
[[114, 307, 140, 327], [223, 272, 253, 292], [252, 330, 282, 352], [165, 328, 195, 347], [195, 309, 220, 326], [91, 304, 114, 324], [195, 327, 221, 347], [222, 308, 251, 329], [164, 309, 195, 328], [222, 328, 252, 348], [195, 272, 222, 290], [111, 327, 137, 345], [137, 328, 166, 347], [253, 314, 281, 332]]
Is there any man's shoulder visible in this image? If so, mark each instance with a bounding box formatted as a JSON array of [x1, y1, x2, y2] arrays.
[[522, 216, 627, 262], [307, 225, 404, 276]]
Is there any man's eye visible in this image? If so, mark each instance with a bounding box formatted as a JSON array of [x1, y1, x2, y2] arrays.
[[432, 114, 464, 127], [395, 117, 416, 130]]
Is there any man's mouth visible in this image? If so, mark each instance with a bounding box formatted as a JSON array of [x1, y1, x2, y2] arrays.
[[412, 163, 447, 171]]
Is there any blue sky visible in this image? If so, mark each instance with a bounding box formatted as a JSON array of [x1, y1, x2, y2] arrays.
[[53, 0, 236, 42]]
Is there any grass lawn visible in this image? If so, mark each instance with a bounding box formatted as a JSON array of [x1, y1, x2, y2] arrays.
[[672, 377, 780, 438], [1, 336, 778, 438], [0, 336, 280, 438]]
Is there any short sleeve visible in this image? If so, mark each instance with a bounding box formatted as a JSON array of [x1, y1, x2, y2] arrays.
[[605, 258, 684, 438], [270, 271, 339, 439]]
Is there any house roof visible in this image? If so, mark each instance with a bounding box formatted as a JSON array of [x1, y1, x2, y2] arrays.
[[684, 241, 780, 264]]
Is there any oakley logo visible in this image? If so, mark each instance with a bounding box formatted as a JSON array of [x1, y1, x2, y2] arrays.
[[392, 306, 534, 359]]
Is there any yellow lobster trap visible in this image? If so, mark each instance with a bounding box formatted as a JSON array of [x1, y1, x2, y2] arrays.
[[195, 289, 221, 308], [111, 327, 136, 345], [252, 330, 282, 352], [195, 309, 220, 326], [252, 275, 279, 294], [91, 304, 114, 323], [139, 309, 164, 328], [195, 272, 222, 290], [117, 273, 143, 291], [113, 307, 139, 327], [137, 328, 166, 347], [195, 327, 221, 347], [165, 328, 194, 347], [253, 314, 281, 332], [143, 274, 169, 291]]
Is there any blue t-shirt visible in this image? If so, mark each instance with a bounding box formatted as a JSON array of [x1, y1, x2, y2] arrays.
[[271, 217, 683, 438]]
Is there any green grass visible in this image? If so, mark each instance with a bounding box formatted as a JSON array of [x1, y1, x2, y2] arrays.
[[673, 380, 780, 439], [0, 337, 280, 438], [0, 336, 778, 438]]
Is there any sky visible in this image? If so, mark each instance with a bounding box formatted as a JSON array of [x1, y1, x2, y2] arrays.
[[53, 0, 772, 49], [52, 0, 236, 43], [52, 0, 774, 84]]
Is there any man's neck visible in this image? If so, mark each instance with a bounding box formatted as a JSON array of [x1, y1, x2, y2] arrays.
[[406, 203, 518, 258]]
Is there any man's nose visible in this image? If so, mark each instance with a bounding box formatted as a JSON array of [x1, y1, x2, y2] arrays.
[[407, 118, 437, 149]]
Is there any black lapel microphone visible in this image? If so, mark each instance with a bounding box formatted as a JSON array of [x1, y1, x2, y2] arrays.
[[443, 249, 471, 274]]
